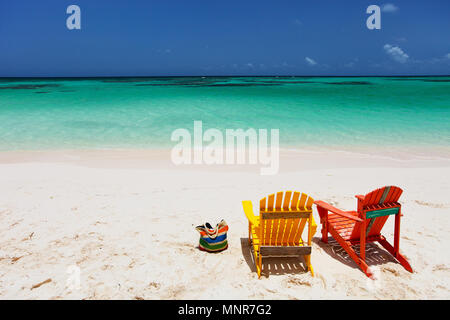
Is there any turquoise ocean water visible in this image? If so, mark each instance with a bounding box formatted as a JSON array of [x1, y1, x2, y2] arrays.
[[0, 76, 449, 151]]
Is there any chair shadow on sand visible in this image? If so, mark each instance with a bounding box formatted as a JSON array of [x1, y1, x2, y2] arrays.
[[240, 237, 400, 277], [240, 238, 309, 278], [312, 237, 398, 271]]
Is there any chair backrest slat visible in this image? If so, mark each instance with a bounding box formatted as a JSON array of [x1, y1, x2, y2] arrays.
[[267, 194, 275, 211], [386, 187, 402, 203], [283, 191, 292, 211], [290, 192, 300, 210], [287, 218, 301, 245], [305, 196, 314, 210], [275, 192, 283, 210], [298, 193, 308, 210], [259, 191, 313, 246], [260, 198, 266, 212], [363, 187, 383, 206], [372, 188, 385, 204]]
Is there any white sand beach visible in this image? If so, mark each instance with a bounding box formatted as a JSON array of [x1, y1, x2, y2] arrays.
[[0, 149, 449, 299]]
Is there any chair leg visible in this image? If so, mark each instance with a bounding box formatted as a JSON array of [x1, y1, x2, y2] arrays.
[[248, 222, 252, 245], [257, 252, 262, 279], [394, 211, 401, 254], [252, 246, 262, 279], [378, 236, 413, 273], [305, 254, 314, 276], [322, 223, 328, 243], [317, 208, 328, 243], [360, 219, 366, 262]]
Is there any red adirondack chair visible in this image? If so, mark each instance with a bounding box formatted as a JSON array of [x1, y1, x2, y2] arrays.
[[315, 186, 412, 278]]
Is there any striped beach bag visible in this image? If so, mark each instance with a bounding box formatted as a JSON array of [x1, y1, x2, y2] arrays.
[[195, 220, 228, 252]]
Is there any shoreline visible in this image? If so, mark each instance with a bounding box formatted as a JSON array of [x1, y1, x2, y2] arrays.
[[0, 147, 449, 171]]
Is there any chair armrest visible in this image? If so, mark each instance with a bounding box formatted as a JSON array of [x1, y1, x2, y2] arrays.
[[242, 200, 259, 226], [314, 200, 363, 222], [355, 195, 365, 200]]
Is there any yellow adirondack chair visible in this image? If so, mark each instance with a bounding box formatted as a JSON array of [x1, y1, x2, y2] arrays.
[[242, 191, 317, 278]]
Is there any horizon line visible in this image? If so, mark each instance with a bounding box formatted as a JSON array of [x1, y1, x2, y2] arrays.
[[1, 74, 449, 79]]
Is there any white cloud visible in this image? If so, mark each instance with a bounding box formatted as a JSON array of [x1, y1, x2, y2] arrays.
[[343, 58, 359, 68], [383, 44, 409, 63], [293, 19, 302, 26], [382, 3, 399, 12], [305, 57, 317, 66], [245, 63, 254, 68], [445, 53, 450, 59], [344, 62, 355, 68]]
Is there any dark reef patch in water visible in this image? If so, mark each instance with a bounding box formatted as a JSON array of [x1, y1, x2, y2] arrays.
[[35, 91, 49, 94], [135, 81, 284, 87], [242, 80, 317, 84], [388, 78, 430, 82], [134, 81, 282, 87], [422, 79, 450, 82], [0, 84, 61, 90], [134, 82, 211, 86], [325, 81, 372, 85], [202, 83, 279, 87], [134, 78, 223, 87], [134, 83, 172, 86], [278, 81, 318, 84], [387, 78, 450, 83], [101, 78, 161, 83]]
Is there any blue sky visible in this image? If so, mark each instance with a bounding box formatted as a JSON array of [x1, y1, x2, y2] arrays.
[[0, 0, 449, 77]]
